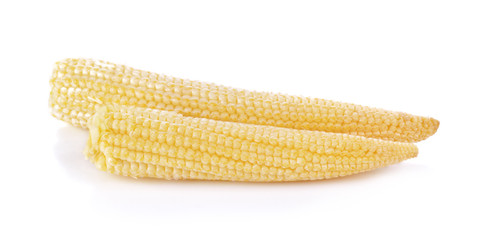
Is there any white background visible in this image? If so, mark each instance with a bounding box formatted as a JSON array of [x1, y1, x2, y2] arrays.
[[0, 1, 479, 239]]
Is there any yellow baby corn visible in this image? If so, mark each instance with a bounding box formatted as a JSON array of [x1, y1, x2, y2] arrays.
[[85, 106, 419, 181], [50, 58, 439, 143]]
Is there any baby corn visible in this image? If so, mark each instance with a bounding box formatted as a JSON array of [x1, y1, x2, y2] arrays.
[[85, 106, 419, 181], [50, 58, 439, 143]]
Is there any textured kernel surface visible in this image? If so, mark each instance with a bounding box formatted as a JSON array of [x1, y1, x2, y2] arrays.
[[85, 106, 419, 181], [50, 58, 439, 143]]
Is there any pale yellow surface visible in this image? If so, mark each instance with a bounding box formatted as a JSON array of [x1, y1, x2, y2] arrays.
[[84, 106, 418, 181], [50, 58, 439, 143]]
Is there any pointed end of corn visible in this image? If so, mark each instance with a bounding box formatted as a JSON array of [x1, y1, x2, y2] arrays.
[[411, 143, 419, 159], [431, 117, 440, 134], [419, 117, 440, 142]]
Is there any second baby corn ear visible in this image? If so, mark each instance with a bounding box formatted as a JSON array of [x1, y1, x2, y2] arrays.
[[49, 58, 439, 143]]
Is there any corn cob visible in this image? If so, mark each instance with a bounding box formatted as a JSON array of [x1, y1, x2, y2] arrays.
[[50, 58, 439, 143], [84, 105, 418, 181]]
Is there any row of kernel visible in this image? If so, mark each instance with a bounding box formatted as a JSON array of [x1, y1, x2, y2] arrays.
[[51, 78, 412, 139], [105, 108, 410, 159]]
